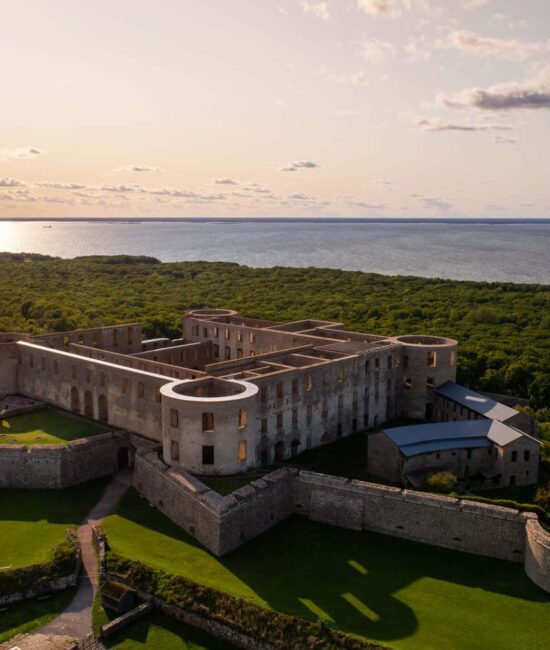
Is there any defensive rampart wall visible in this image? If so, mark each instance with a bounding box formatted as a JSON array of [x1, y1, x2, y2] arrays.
[[0, 431, 130, 488], [133, 451, 550, 592]]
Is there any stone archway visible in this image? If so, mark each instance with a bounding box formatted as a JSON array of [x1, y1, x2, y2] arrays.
[[98, 394, 108, 422], [70, 386, 80, 413], [84, 390, 94, 418]]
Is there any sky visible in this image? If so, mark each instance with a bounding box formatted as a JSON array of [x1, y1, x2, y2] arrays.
[[1, 0, 550, 219]]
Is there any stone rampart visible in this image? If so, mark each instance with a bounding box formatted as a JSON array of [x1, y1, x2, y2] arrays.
[[0, 431, 130, 488], [524, 517, 550, 592], [133, 453, 550, 592]]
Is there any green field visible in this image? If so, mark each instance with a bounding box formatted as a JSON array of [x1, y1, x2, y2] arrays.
[[105, 612, 235, 649], [0, 479, 109, 568], [0, 588, 76, 644], [0, 406, 108, 445], [102, 489, 549, 650]]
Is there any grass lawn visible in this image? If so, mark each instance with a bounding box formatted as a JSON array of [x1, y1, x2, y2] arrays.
[[104, 612, 236, 649], [200, 470, 273, 496], [288, 431, 373, 481], [103, 489, 550, 650], [0, 588, 76, 643], [0, 406, 108, 445], [0, 478, 110, 568]]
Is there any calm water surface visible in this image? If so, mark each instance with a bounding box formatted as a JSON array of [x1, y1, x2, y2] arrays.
[[0, 220, 548, 284]]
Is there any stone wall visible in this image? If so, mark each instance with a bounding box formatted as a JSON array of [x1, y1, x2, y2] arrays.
[[0, 431, 130, 488], [133, 452, 550, 592]]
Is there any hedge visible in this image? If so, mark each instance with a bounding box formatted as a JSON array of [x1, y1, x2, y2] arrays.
[[106, 553, 387, 650], [0, 536, 78, 599], [454, 494, 550, 525]]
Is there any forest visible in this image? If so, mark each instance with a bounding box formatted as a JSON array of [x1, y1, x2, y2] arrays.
[[0, 252, 548, 408]]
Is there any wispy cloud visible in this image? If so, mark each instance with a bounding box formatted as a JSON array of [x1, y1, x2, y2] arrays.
[[213, 178, 240, 185], [441, 30, 550, 62], [0, 147, 43, 160], [111, 164, 164, 173], [0, 177, 26, 187], [357, 38, 395, 63], [279, 160, 321, 172], [317, 66, 368, 85], [35, 181, 87, 189], [356, 0, 401, 19], [438, 66, 550, 111], [400, 111, 513, 131], [299, 1, 330, 21]]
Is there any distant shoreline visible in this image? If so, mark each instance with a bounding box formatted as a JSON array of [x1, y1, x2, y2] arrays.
[[1, 217, 550, 224]]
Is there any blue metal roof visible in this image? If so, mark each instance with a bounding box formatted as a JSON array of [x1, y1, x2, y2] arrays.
[[435, 381, 518, 421], [383, 419, 494, 457]]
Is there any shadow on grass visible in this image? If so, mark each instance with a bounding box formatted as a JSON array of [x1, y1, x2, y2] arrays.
[[106, 611, 236, 649], [108, 489, 549, 645], [0, 478, 111, 525], [0, 588, 77, 644]]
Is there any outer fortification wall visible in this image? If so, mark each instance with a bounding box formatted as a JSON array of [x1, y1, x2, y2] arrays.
[[524, 517, 550, 592], [0, 431, 130, 488], [133, 454, 550, 592]]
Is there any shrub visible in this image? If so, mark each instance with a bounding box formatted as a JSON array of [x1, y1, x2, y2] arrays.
[[534, 483, 550, 511], [425, 471, 457, 494]]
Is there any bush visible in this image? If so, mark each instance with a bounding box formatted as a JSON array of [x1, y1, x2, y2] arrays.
[[425, 471, 457, 493], [534, 483, 550, 511], [0, 537, 78, 599]]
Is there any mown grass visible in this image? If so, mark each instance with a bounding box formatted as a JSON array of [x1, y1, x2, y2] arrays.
[[0, 478, 109, 568], [102, 489, 550, 650], [104, 612, 236, 649], [0, 406, 108, 445], [0, 588, 76, 644]]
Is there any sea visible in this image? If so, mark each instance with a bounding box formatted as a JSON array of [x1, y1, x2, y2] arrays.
[[1, 218, 549, 284]]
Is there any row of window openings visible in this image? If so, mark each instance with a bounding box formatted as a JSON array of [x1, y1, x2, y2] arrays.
[[212, 344, 255, 360], [432, 449, 531, 462], [44, 327, 135, 351], [191, 324, 256, 344], [171, 441, 247, 465], [404, 376, 435, 390], [170, 408, 248, 431]]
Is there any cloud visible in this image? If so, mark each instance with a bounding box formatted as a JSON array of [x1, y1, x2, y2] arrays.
[[0, 177, 26, 187], [420, 196, 453, 212], [462, 0, 491, 9], [317, 66, 368, 85], [399, 111, 513, 131], [280, 160, 321, 172], [0, 147, 43, 160], [438, 66, 550, 111], [299, 1, 330, 20], [356, 0, 401, 18], [213, 178, 239, 185], [112, 164, 164, 173], [493, 134, 518, 145], [347, 199, 386, 209], [357, 38, 395, 63], [491, 13, 528, 30], [34, 181, 87, 189], [100, 184, 146, 193], [442, 30, 550, 62]]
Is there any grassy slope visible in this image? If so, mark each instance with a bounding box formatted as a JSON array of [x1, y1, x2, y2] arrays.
[[0, 406, 107, 445], [0, 479, 109, 568], [0, 588, 76, 643], [104, 612, 236, 649], [103, 490, 550, 650]]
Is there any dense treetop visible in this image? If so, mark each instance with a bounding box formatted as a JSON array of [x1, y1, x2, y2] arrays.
[[0, 253, 548, 406]]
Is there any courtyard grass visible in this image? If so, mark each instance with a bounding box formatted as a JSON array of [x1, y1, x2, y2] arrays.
[[288, 431, 372, 481], [0, 478, 110, 568], [103, 612, 236, 649], [0, 588, 76, 644], [0, 406, 108, 445], [102, 489, 550, 650]]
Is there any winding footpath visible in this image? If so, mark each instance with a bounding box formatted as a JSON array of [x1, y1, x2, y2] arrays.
[[2, 471, 132, 650]]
